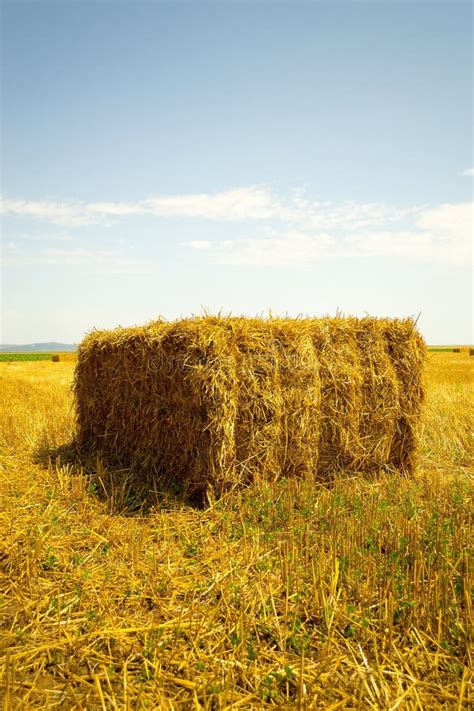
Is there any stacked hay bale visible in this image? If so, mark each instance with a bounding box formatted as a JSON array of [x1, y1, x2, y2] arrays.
[[74, 316, 426, 499]]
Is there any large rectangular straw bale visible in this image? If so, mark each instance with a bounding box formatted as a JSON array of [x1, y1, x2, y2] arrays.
[[74, 316, 426, 499]]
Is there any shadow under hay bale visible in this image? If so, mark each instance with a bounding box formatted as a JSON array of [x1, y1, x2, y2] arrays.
[[34, 438, 197, 514], [74, 316, 426, 502]]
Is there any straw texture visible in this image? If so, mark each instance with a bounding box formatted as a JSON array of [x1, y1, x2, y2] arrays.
[[74, 316, 426, 498]]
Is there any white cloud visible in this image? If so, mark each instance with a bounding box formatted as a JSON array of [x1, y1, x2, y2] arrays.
[[0, 196, 147, 227], [0, 197, 95, 227], [144, 187, 280, 220], [188, 240, 211, 250], [87, 201, 146, 217], [0, 187, 422, 230], [416, 202, 472, 259], [417, 201, 472, 234], [2, 244, 152, 274], [196, 232, 335, 267], [2, 188, 471, 267], [16, 232, 74, 242], [0, 187, 281, 226], [293, 201, 421, 231], [461, 167, 474, 177], [185, 202, 472, 266]]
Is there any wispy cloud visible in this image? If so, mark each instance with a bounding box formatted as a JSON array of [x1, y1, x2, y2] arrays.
[[16, 232, 74, 242], [2, 243, 152, 274], [188, 240, 212, 250], [0, 187, 280, 227], [144, 187, 280, 220], [0, 187, 421, 230], [0, 197, 96, 227], [461, 167, 474, 177], [2, 188, 471, 267], [185, 202, 472, 266]]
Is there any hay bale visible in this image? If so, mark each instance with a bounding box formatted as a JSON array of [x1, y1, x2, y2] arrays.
[[453, 348, 461, 353], [74, 316, 426, 499], [469, 348, 474, 356], [51, 354, 60, 362]]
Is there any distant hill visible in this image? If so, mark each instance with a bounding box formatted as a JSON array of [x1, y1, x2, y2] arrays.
[[0, 342, 77, 353]]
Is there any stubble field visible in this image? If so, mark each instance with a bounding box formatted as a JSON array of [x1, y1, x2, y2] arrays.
[[0, 351, 472, 709]]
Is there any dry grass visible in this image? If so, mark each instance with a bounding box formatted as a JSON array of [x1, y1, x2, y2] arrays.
[[0, 351, 472, 708], [55, 352, 77, 363]]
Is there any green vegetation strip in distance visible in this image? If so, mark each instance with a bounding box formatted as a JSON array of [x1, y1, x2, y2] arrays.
[[0, 353, 53, 362]]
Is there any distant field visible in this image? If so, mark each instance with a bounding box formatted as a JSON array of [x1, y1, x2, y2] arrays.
[[0, 352, 77, 362], [427, 346, 471, 352], [0, 352, 53, 362]]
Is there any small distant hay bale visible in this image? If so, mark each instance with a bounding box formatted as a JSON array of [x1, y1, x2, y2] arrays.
[[51, 354, 60, 362], [469, 348, 474, 356], [452, 348, 461, 353], [74, 316, 426, 499]]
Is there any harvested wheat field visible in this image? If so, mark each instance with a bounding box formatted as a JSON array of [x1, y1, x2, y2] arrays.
[[75, 316, 425, 501], [0, 348, 472, 708]]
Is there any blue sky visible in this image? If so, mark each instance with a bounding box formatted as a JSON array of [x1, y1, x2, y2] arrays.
[[1, 0, 472, 344]]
